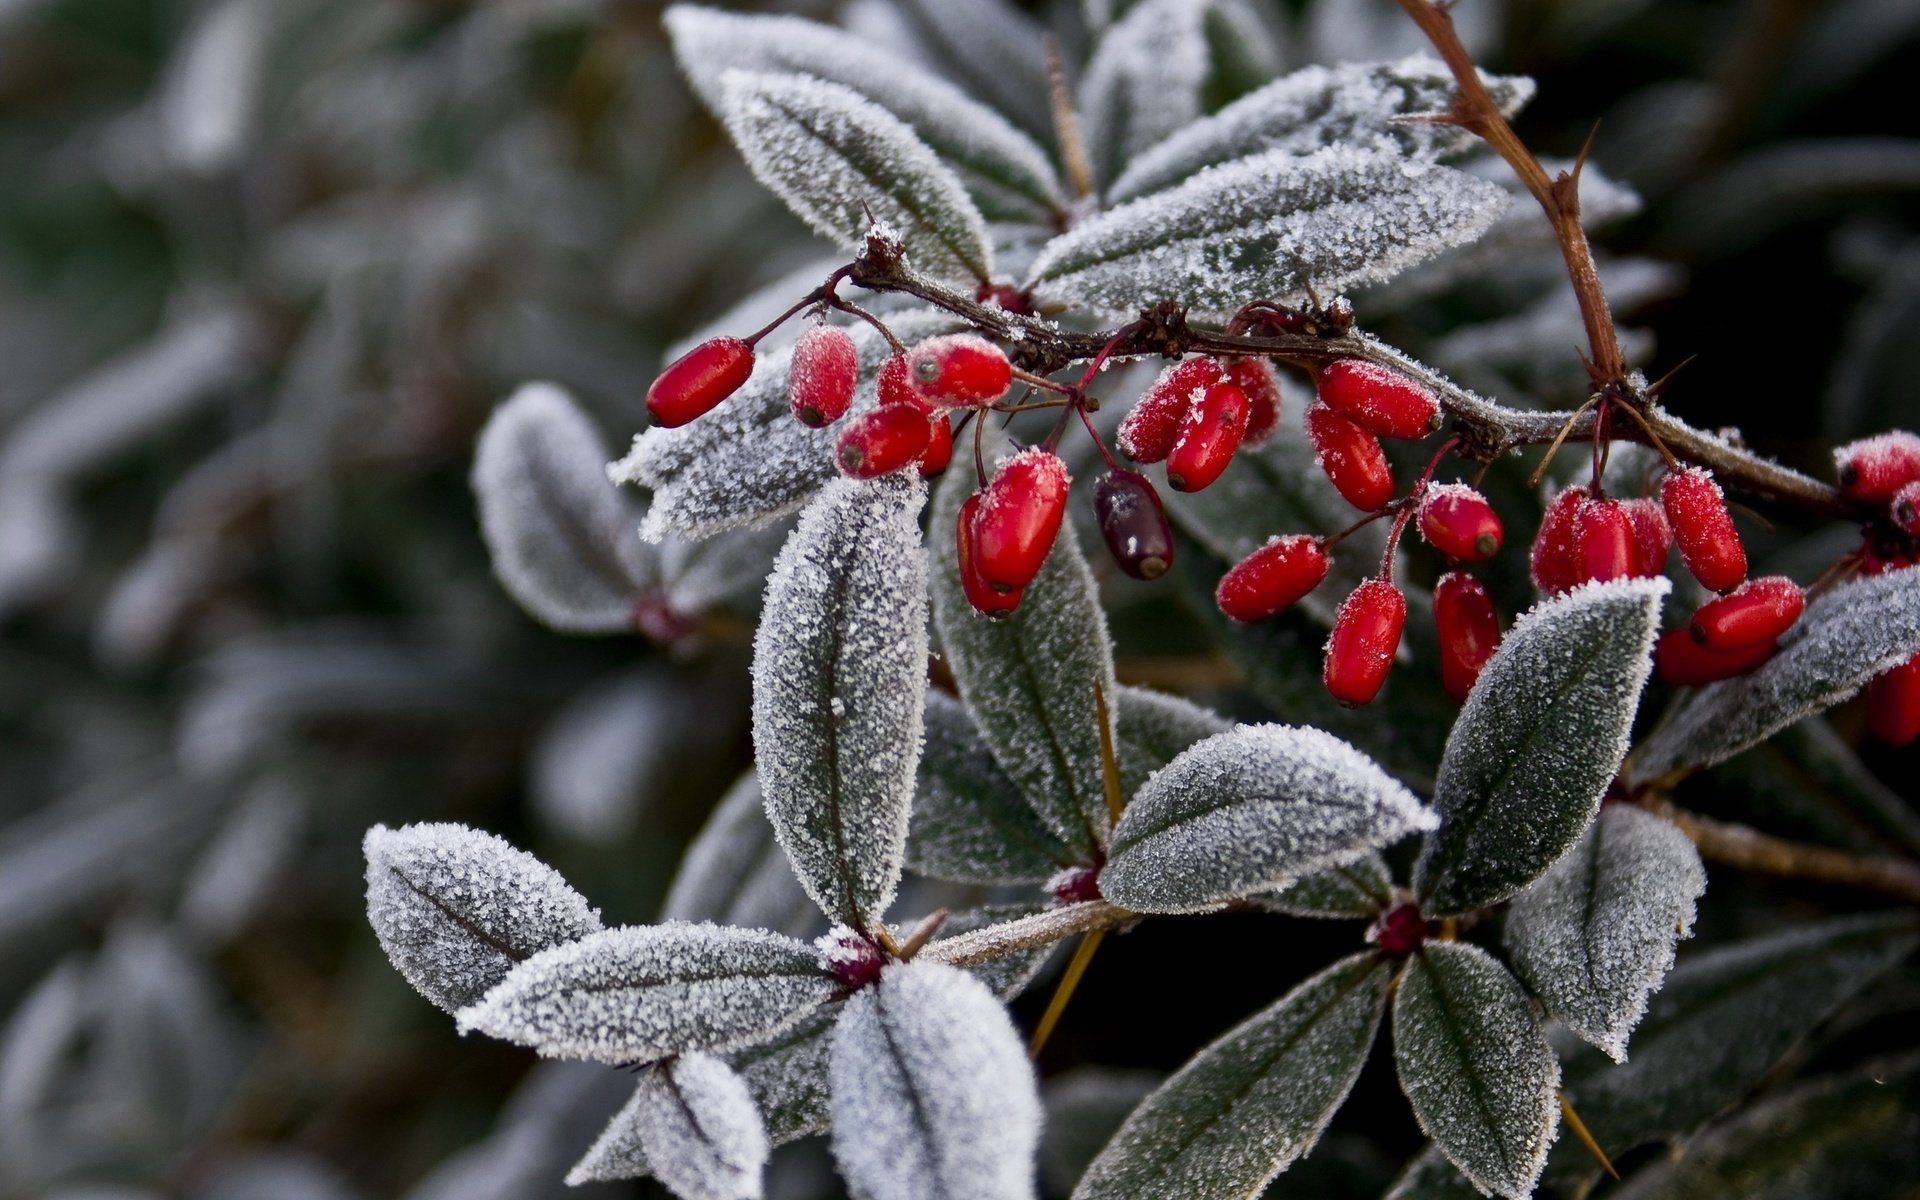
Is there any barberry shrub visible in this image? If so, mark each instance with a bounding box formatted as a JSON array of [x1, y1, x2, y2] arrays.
[[366, 4, 1920, 1200]]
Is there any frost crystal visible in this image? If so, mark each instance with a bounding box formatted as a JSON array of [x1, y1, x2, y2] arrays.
[[471, 383, 651, 634], [566, 1053, 768, 1199], [908, 690, 1079, 885], [1028, 146, 1511, 320], [828, 960, 1040, 1200], [750, 475, 929, 927], [614, 310, 960, 543], [1630, 564, 1920, 780], [1075, 953, 1390, 1199], [1505, 805, 1706, 1062], [1100, 724, 1436, 915], [661, 771, 819, 940], [1076, 0, 1217, 187], [455, 922, 838, 1064], [731, 1007, 838, 1147], [1255, 853, 1395, 919], [1113, 685, 1232, 802], [715, 70, 991, 283], [362, 823, 602, 1014], [1111, 56, 1536, 201], [1392, 942, 1560, 1200]]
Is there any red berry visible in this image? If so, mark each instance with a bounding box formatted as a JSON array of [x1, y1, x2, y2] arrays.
[[1372, 903, 1430, 957], [1092, 469, 1174, 580], [1215, 534, 1329, 622], [972, 448, 1071, 592], [1433, 571, 1501, 702], [787, 325, 858, 426], [906, 334, 1012, 407], [1226, 357, 1282, 444], [1119, 358, 1223, 463], [1866, 651, 1920, 746], [819, 928, 888, 990], [1531, 485, 1587, 596], [1166, 377, 1250, 492], [836, 405, 931, 478], [1688, 576, 1804, 651], [1625, 497, 1672, 577], [1418, 484, 1503, 562], [877, 354, 931, 412], [1049, 864, 1102, 906], [975, 280, 1033, 314], [1324, 579, 1406, 707], [919, 413, 954, 477], [1661, 467, 1747, 592], [646, 336, 754, 427], [1833, 431, 1920, 503], [1307, 404, 1396, 511], [1655, 627, 1778, 687], [1891, 481, 1920, 536], [956, 494, 1022, 617], [1316, 359, 1441, 441], [1573, 496, 1638, 585]]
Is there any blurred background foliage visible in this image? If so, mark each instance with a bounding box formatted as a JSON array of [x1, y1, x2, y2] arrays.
[[0, 1, 1916, 1198]]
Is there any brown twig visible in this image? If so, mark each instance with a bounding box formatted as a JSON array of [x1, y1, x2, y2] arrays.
[[918, 901, 1138, 969], [1647, 798, 1920, 905]]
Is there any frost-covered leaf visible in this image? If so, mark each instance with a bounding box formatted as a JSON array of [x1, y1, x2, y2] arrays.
[[751, 475, 929, 927], [1073, 952, 1389, 1199], [828, 960, 1040, 1200], [456, 923, 838, 1064], [1392, 942, 1559, 1200], [1100, 724, 1436, 915], [363, 823, 602, 1014], [1113, 684, 1231, 801], [1415, 577, 1667, 917], [1253, 853, 1394, 919], [889, 0, 1054, 142], [1027, 147, 1510, 320], [1110, 56, 1535, 202], [1504, 804, 1705, 1062], [930, 451, 1116, 855], [907, 691, 1081, 884], [566, 1053, 768, 1197], [664, 6, 1062, 223], [616, 309, 960, 543], [731, 1007, 837, 1147], [715, 70, 991, 283], [662, 772, 819, 940], [1630, 565, 1920, 780]]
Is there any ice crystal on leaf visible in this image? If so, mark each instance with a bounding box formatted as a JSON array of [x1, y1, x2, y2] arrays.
[[907, 690, 1081, 885], [731, 1007, 839, 1148], [1255, 852, 1396, 919], [567, 1053, 768, 1199], [828, 960, 1040, 1200], [1504, 804, 1706, 1062], [751, 475, 929, 927], [362, 823, 602, 1014], [1113, 685, 1232, 801], [1077, 0, 1225, 188], [887, 0, 1054, 142], [1027, 146, 1510, 320], [455, 923, 838, 1065], [1099, 724, 1435, 914], [715, 70, 992, 284]]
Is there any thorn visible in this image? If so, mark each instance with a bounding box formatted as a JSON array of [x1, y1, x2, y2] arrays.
[[897, 910, 950, 959], [1645, 354, 1698, 399], [1559, 1091, 1620, 1179]]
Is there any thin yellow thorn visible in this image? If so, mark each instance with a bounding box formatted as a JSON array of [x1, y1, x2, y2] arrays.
[[1029, 928, 1106, 1059], [1559, 1090, 1619, 1179]]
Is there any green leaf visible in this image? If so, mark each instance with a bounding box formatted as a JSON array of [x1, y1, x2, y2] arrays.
[[930, 444, 1116, 855], [731, 1005, 837, 1147], [1391, 942, 1560, 1200], [1414, 577, 1667, 917], [1072, 952, 1391, 1199], [1027, 146, 1509, 320], [715, 70, 992, 283], [1503, 804, 1706, 1061], [1114, 684, 1231, 801], [890, 0, 1054, 144], [1630, 564, 1920, 780], [1252, 853, 1394, 919], [907, 691, 1081, 884], [1100, 724, 1435, 915], [663, 6, 1063, 223]]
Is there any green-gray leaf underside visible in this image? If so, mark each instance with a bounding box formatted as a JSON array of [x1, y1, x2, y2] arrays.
[[907, 690, 1081, 884]]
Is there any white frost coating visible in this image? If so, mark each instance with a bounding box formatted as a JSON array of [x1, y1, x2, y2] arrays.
[[751, 475, 929, 926], [732, 1007, 838, 1147], [1256, 853, 1395, 919], [567, 1054, 768, 1198], [473, 383, 652, 634], [909, 691, 1075, 885], [1415, 576, 1669, 917], [455, 923, 838, 1064], [1114, 685, 1232, 801], [1100, 724, 1436, 915], [1027, 146, 1510, 320], [663, 6, 1062, 222], [160, 0, 268, 174], [1505, 805, 1706, 1063], [1392, 942, 1560, 1200], [662, 771, 819, 939], [715, 70, 992, 283], [828, 961, 1040, 1200], [1631, 564, 1920, 780], [1076, 0, 1215, 187], [890, 0, 1054, 141], [614, 310, 960, 544], [1111, 56, 1535, 201], [362, 823, 602, 1014]]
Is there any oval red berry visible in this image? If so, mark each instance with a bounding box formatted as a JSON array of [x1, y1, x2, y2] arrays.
[[1324, 579, 1406, 707], [906, 334, 1012, 407], [1119, 358, 1223, 463], [646, 336, 754, 428], [1661, 467, 1747, 593], [1833, 431, 1920, 503], [836, 405, 932, 479], [1531, 485, 1587, 596], [1166, 378, 1249, 493], [1317, 359, 1441, 441], [972, 448, 1071, 593], [1867, 651, 1920, 746], [956, 493, 1022, 618], [1307, 404, 1396, 511], [788, 325, 859, 427], [1688, 575, 1803, 651], [1418, 484, 1503, 562], [1655, 626, 1778, 687], [1226, 357, 1282, 444], [1573, 497, 1638, 585], [1433, 571, 1501, 703], [918, 413, 954, 478], [1624, 497, 1672, 577], [1216, 534, 1329, 622]]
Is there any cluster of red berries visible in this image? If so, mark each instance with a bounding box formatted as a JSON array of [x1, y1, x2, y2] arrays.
[[1836, 431, 1920, 745]]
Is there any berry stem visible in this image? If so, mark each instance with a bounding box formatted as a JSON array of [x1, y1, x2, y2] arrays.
[[1074, 401, 1121, 472], [824, 294, 906, 355], [1644, 797, 1920, 905]]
